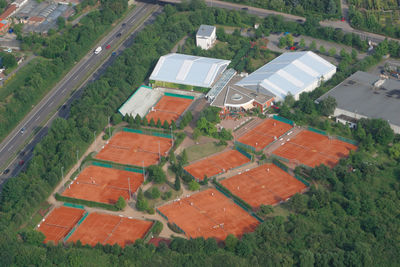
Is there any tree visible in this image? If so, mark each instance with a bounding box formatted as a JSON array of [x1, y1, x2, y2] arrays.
[[111, 113, 122, 125], [181, 149, 188, 165], [152, 221, 163, 235], [225, 234, 238, 252], [136, 188, 148, 211], [149, 118, 155, 127], [147, 165, 166, 184], [318, 96, 337, 116], [156, 119, 162, 128], [310, 40, 317, 50], [328, 47, 336, 57], [389, 143, 400, 160], [193, 128, 201, 140], [57, 16, 66, 29], [174, 175, 181, 190], [351, 48, 358, 60], [170, 120, 177, 130], [319, 45, 326, 54], [188, 180, 200, 191], [1, 53, 17, 68], [147, 187, 160, 199], [299, 38, 306, 48], [162, 120, 169, 129], [115, 196, 126, 210]]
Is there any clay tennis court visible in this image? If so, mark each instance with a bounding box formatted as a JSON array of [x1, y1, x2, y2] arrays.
[[237, 119, 293, 151], [184, 150, 251, 181], [273, 130, 358, 167], [220, 163, 307, 208], [67, 213, 153, 248], [38, 206, 85, 244], [95, 131, 172, 166], [157, 188, 259, 240], [146, 95, 193, 124], [62, 165, 144, 204]]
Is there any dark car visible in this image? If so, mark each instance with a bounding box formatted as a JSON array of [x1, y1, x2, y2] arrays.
[[111, 52, 117, 56], [19, 160, 24, 166], [3, 169, 10, 175], [241, 7, 248, 11], [20, 151, 25, 157], [116, 32, 122, 38], [294, 42, 299, 46], [296, 19, 303, 23], [293, 33, 300, 37], [121, 23, 126, 27]]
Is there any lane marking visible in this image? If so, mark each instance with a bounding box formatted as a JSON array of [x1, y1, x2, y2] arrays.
[[7, 144, 14, 152], [35, 116, 40, 122], [49, 101, 54, 106]]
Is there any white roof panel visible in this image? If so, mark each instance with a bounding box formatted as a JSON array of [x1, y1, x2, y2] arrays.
[[236, 51, 336, 99], [150, 53, 231, 88]]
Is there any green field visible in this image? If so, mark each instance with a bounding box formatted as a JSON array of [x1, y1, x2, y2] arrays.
[[185, 142, 227, 163]]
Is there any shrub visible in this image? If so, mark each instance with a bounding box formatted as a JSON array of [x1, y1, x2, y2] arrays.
[[152, 221, 163, 235], [188, 180, 200, 191], [115, 196, 126, 210]]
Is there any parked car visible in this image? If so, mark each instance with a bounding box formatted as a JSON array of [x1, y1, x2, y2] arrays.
[[241, 7, 248, 11], [20, 127, 25, 134], [116, 32, 122, 38], [106, 44, 111, 50], [341, 17, 346, 22], [111, 52, 117, 56], [3, 169, 10, 174], [19, 160, 24, 166]]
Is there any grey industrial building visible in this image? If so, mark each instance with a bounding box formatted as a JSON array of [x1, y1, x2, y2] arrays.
[[317, 71, 400, 134]]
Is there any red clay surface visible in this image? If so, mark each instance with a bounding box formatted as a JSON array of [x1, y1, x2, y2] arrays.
[[68, 213, 153, 248], [95, 131, 172, 166], [157, 188, 259, 240], [146, 95, 193, 124], [220, 163, 307, 208], [62, 165, 144, 204], [273, 130, 358, 167], [38, 206, 85, 244], [237, 119, 293, 151], [184, 150, 251, 181]]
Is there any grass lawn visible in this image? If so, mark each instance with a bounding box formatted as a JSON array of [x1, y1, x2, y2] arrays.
[[259, 204, 291, 221], [185, 142, 227, 162]]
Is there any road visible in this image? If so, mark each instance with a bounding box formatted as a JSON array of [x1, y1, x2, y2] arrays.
[[161, 0, 398, 45], [0, 2, 162, 185]]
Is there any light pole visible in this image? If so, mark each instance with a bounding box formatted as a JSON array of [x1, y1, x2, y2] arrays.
[[93, 131, 96, 146], [76, 149, 79, 162], [61, 166, 64, 180], [128, 177, 131, 201]]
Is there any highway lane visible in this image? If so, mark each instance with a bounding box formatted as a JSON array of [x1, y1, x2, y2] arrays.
[[0, 3, 161, 185]]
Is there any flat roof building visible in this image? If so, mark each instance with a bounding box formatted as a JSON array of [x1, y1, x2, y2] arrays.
[[149, 53, 230, 89], [236, 51, 336, 101], [317, 71, 400, 133], [196, 25, 216, 50]]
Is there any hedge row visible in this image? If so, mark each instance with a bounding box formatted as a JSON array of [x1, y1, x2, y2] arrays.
[[54, 193, 119, 211]]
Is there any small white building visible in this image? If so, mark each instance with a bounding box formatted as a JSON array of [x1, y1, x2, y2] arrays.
[[196, 25, 216, 50]]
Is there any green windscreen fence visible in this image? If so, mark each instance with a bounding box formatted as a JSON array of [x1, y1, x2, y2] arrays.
[[273, 115, 294, 126], [123, 128, 172, 139], [234, 141, 256, 153], [272, 158, 289, 172], [164, 92, 195, 100], [63, 203, 85, 209], [92, 161, 144, 173], [336, 135, 358, 146], [294, 174, 310, 187], [307, 126, 327, 136], [235, 146, 253, 160]]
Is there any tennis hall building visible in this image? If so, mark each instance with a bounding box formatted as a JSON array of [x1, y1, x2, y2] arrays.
[[235, 51, 336, 101], [149, 53, 231, 90]]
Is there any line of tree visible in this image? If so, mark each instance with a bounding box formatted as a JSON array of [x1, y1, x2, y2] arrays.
[[0, 3, 399, 266], [222, 0, 341, 19]]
